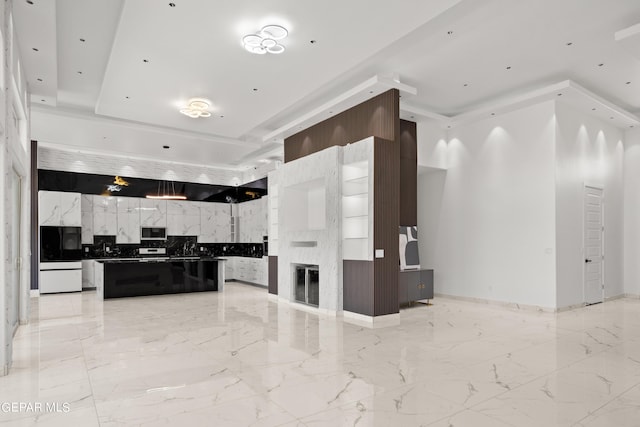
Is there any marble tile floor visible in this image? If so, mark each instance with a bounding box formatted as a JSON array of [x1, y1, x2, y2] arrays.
[[2, 283, 640, 426]]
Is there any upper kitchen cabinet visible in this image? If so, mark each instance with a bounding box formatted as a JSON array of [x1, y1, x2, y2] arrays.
[[92, 195, 117, 236], [116, 197, 141, 244], [81, 195, 94, 244], [199, 202, 232, 243], [167, 200, 200, 236], [139, 199, 167, 227], [38, 191, 81, 226]]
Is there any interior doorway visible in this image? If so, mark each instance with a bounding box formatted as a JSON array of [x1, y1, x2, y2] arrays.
[[583, 186, 604, 305]]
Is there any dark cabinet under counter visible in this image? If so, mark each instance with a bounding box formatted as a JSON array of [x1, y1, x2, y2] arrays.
[[101, 258, 224, 299], [399, 269, 434, 305]]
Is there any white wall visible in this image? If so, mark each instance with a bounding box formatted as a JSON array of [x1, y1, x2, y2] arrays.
[[417, 101, 558, 308], [554, 103, 625, 307], [624, 128, 640, 297], [417, 119, 448, 169]]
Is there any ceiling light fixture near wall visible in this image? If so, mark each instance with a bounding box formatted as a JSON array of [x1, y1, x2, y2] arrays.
[[179, 98, 212, 118], [243, 24, 288, 55]]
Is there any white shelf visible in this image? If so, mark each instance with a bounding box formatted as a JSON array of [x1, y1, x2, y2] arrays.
[[342, 160, 370, 261]]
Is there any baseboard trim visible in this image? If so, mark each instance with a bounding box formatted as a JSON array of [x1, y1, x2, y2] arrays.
[[343, 311, 400, 328], [29, 290, 39, 298], [624, 293, 640, 299], [434, 293, 555, 313]]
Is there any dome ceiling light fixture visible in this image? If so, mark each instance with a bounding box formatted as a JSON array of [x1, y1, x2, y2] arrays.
[[179, 98, 212, 118], [242, 24, 288, 55]]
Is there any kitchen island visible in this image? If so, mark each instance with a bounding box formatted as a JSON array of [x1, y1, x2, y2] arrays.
[[94, 257, 225, 299]]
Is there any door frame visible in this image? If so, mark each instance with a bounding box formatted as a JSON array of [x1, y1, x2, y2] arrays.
[[583, 185, 604, 305]]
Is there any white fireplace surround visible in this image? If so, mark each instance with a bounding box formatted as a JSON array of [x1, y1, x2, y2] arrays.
[[270, 137, 374, 314]]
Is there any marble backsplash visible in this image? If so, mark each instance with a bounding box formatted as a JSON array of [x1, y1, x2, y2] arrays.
[[83, 235, 264, 259]]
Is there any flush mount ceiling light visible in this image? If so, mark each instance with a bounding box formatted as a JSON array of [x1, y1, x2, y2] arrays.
[[243, 24, 288, 55], [179, 98, 212, 118]]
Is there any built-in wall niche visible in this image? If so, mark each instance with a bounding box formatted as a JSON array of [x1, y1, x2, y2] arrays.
[[342, 160, 371, 260], [282, 178, 326, 232]]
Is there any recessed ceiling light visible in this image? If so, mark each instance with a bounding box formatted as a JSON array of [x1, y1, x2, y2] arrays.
[[369, 91, 373, 94], [219, 115, 224, 118], [491, 113, 496, 116], [598, 63, 604, 67], [610, 117, 614, 119], [26, 0, 33, 4], [163, 145, 170, 149], [169, 2, 175, 6], [447, 125, 451, 129], [506, 66, 512, 70], [626, 81, 632, 85], [103, 136, 107, 139], [179, 98, 212, 118], [77, 71, 82, 74], [32, 47, 39, 52], [41, 99, 45, 102], [592, 108, 596, 111], [125, 96, 130, 99], [37, 78, 43, 82], [447, 31, 453, 35], [566, 42, 573, 46], [410, 115, 415, 119], [310, 40, 317, 44], [557, 93, 562, 96], [631, 125, 634, 128], [463, 83, 468, 87], [253, 88, 258, 91], [143, 59, 149, 63], [79, 38, 85, 42], [243, 24, 288, 55]]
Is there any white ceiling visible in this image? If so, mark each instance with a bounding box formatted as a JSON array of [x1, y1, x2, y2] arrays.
[[12, 0, 640, 169]]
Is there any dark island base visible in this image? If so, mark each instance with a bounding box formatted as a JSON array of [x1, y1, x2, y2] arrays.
[[104, 260, 219, 299]]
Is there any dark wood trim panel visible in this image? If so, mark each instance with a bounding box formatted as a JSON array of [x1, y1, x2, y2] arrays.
[[399, 120, 417, 226], [343, 260, 374, 316], [284, 89, 400, 162], [373, 137, 400, 316], [30, 140, 38, 290], [268, 256, 278, 295]]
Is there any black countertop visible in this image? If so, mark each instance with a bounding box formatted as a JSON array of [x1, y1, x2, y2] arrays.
[[96, 256, 227, 264]]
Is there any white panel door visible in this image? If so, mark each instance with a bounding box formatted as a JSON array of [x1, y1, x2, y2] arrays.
[[584, 187, 604, 305]]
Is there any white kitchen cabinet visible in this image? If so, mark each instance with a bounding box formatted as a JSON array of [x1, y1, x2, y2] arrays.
[[200, 202, 232, 243], [227, 256, 267, 286], [167, 200, 200, 236], [116, 197, 141, 243], [81, 195, 94, 244], [39, 262, 82, 293], [93, 195, 117, 235], [39, 191, 81, 226], [139, 199, 166, 227], [60, 193, 82, 226], [82, 260, 96, 289]]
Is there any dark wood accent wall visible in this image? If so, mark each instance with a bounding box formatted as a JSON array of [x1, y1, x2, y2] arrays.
[[31, 140, 39, 290], [399, 120, 417, 226], [268, 256, 278, 295], [373, 137, 400, 316], [284, 90, 400, 162], [343, 260, 375, 316]]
